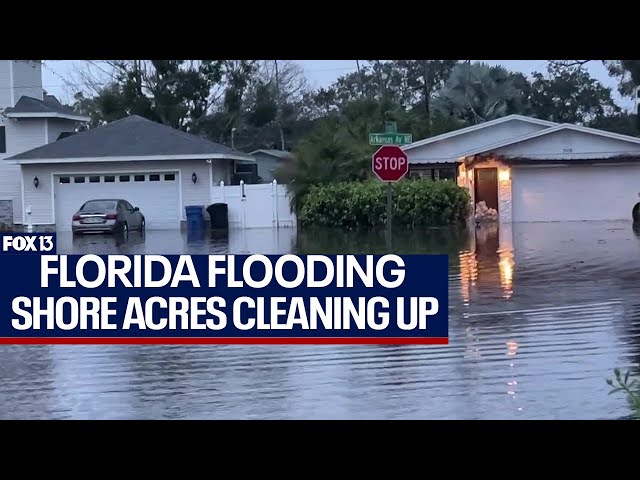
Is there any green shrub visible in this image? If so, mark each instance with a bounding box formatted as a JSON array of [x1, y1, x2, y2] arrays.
[[299, 179, 472, 229], [607, 368, 640, 419]]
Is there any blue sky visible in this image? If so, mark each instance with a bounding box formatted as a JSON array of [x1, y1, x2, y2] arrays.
[[41, 60, 633, 111]]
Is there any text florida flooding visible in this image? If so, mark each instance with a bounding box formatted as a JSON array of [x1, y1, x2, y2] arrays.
[[1, 252, 449, 345]]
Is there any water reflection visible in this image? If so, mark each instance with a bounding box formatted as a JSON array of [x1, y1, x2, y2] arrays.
[[295, 226, 472, 256], [457, 223, 515, 306], [58, 227, 297, 255]]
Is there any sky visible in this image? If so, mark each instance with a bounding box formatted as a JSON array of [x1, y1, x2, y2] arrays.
[[40, 60, 634, 112]]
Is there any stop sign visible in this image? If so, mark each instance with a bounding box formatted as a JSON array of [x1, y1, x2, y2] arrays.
[[372, 145, 409, 182]]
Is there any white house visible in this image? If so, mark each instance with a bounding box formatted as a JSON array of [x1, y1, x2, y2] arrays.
[[403, 114, 640, 223], [248, 149, 294, 183], [4, 115, 261, 231], [0, 60, 272, 231], [0, 60, 90, 226]]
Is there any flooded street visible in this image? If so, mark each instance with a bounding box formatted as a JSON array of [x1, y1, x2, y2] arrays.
[[1, 221, 639, 419]]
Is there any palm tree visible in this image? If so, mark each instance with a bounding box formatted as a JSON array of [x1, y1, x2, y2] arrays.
[[434, 62, 528, 125]]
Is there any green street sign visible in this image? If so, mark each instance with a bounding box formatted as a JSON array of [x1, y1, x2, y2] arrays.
[[369, 133, 413, 146]]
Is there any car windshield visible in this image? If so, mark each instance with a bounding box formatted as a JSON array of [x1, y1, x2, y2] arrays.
[[80, 200, 117, 212]]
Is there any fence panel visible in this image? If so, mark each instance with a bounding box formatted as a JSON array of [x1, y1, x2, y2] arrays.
[[210, 180, 296, 229]]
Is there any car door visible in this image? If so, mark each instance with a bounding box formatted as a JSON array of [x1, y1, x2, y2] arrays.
[[123, 201, 140, 229], [116, 201, 125, 223]]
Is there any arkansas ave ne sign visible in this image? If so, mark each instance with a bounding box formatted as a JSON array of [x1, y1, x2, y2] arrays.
[[372, 145, 409, 182]]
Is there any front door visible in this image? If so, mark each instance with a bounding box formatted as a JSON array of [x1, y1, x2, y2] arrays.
[[474, 168, 499, 212]]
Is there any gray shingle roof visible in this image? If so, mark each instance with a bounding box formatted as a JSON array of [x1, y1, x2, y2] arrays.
[[250, 149, 294, 160], [4, 95, 87, 118], [5, 115, 255, 162]]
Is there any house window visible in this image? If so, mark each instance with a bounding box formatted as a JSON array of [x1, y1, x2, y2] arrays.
[[89, 176, 100, 183], [409, 166, 457, 181], [164, 173, 175, 181], [104, 176, 115, 183], [149, 174, 160, 182], [74, 176, 85, 183], [134, 175, 145, 182], [235, 162, 256, 174], [119, 175, 130, 182], [438, 168, 457, 181], [0, 126, 5, 154], [59, 176, 70, 184]]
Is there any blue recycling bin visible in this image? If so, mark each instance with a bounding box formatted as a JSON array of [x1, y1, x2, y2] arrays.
[[185, 205, 205, 230]]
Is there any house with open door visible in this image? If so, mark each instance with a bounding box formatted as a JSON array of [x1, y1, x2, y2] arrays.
[[403, 114, 640, 223], [3, 115, 256, 231]]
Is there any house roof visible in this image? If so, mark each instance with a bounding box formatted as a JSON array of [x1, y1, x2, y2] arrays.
[[459, 123, 640, 158], [249, 149, 294, 160], [402, 114, 559, 152], [5, 115, 256, 164], [3, 95, 90, 122]]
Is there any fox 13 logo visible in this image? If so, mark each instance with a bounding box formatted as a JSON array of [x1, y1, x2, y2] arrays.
[[1, 233, 56, 254]]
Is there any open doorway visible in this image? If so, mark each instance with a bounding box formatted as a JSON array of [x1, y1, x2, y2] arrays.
[[474, 168, 499, 212]]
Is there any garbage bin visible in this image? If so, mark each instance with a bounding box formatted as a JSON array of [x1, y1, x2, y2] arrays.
[[185, 205, 205, 230], [207, 203, 228, 230]]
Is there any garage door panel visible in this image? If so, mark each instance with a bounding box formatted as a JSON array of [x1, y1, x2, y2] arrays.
[[55, 172, 181, 231], [512, 165, 640, 222]]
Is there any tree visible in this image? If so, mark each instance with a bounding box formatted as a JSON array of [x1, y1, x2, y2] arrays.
[[69, 60, 314, 151], [530, 63, 620, 124], [549, 60, 640, 98], [605, 61, 640, 97], [71, 60, 227, 132], [274, 115, 371, 213], [434, 62, 530, 124], [392, 60, 459, 135]]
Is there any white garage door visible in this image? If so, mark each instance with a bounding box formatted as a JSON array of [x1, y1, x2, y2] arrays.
[[54, 171, 181, 231], [512, 165, 640, 222]]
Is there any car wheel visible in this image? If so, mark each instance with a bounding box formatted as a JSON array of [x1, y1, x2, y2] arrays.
[[140, 217, 145, 234], [122, 222, 128, 238]]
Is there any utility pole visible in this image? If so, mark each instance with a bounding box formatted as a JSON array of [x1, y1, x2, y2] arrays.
[[274, 60, 285, 151], [356, 60, 364, 96]]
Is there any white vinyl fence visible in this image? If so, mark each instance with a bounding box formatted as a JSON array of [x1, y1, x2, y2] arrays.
[[211, 180, 296, 229]]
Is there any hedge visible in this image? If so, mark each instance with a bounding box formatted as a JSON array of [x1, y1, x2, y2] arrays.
[[299, 179, 472, 229]]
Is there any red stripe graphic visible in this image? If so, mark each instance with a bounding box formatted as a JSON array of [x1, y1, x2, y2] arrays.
[[0, 337, 449, 345]]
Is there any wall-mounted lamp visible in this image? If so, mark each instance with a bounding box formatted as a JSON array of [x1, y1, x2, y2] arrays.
[[192, 172, 197, 184], [33, 176, 39, 189], [498, 169, 510, 182]]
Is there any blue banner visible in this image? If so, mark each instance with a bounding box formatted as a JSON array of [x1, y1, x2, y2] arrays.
[[0, 249, 448, 344]]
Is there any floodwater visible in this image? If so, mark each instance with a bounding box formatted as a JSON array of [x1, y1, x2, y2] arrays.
[[1, 221, 640, 419]]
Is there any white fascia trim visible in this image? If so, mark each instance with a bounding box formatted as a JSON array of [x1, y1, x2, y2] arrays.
[[402, 115, 559, 151], [409, 158, 463, 164], [4, 112, 92, 122], [6, 153, 257, 165], [460, 124, 640, 158], [8, 61, 14, 106]]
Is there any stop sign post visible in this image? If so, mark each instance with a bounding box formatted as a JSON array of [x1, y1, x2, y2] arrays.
[[371, 145, 409, 245]]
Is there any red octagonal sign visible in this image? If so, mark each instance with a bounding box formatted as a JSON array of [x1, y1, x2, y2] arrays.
[[372, 145, 409, 182]]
